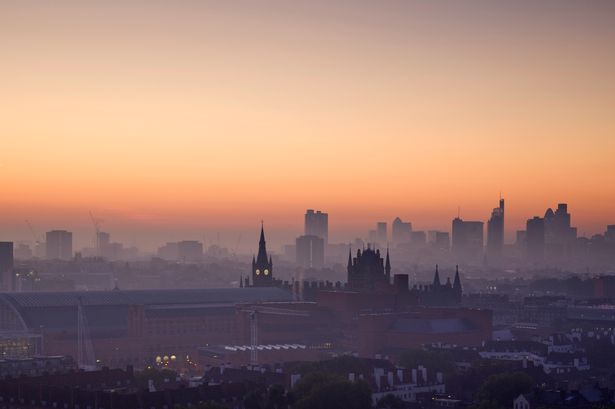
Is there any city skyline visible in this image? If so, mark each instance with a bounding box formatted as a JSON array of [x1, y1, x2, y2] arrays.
[[2, 1, 615, 250]]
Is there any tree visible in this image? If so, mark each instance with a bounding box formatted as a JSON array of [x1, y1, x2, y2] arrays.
[[292, 372, 372, 409], [474, 372, 533, 409]]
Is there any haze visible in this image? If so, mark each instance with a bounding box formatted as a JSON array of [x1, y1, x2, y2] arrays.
[[2, 0, 615, 251]]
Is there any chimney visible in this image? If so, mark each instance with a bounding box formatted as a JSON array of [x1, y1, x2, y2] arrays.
[[421, 367, 427, 383], [349, 373, 355, 382], [411, 369, 417, 384], [387, 372, 394, 387], [397, 369, 403, 383], [436, 372, 443, 384]]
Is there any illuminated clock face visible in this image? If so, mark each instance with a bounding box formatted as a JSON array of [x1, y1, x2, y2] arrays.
[[255, 269, 261, 275], [264, 269, 269, 276]]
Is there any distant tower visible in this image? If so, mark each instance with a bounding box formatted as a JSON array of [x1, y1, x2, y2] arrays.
[[251, 223, 273, 287], [487, 198, 505, 264]]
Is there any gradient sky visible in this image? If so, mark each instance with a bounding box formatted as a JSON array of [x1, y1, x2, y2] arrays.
[[1, 1, 615, 251]]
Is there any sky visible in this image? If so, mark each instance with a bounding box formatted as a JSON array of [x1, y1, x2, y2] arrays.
[[1, 0, 614, 252]]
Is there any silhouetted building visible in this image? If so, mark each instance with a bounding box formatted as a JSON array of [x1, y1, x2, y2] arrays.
[[347, 246, 391, 290], [45, 230, 73, 260], [487, 198, 505, 264], [411, 265, 462, 306], [0, 242, 14, 291], [177, 240, 203, 262], [606, 225, 615, 243], [544, 203, 577, 260], [526, 216, 545, 263], [157, 242, 179, 260], [251, 224, 274, 287], [97, 231, 110, 255], [296, 235, 325, 268], [451, 218, 483, 263], [392, 217, 412, 246], [305, 209, 328, 243]]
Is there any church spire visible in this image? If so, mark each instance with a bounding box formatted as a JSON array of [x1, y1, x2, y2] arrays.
[[256, 222, 269, 266], [433, 264, 441, 287], [453, 265, 462, 292], [385, 248, 391, 277], [347, 248, 353, 272], [259, 221, 266, 245]]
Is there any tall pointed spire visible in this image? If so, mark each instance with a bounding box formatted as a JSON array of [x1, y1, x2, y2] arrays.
[[385, 248, 391, 277], [347, 248, 353, 272], [433, 264, 441, 287], [453, 265, 462, 291], [256, 222, 269, 266], [259, 220, 266, 244]]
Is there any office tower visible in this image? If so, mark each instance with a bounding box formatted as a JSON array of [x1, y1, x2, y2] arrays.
[[526, 216, 545, 262], [392, 217, 412, 246], [97, 231, 111, 256], [45, 230, 73, 260], [305, 209, 328, 243], [376, 222, 387, 246], [177, 240, 204, 262], [0, 242, 14, 290], [544, 203, 577, 260], [251, 224, 273, 287], [487, 198, 505, 263], [296, 235, 325, 268], [452, 218, 484, 263]]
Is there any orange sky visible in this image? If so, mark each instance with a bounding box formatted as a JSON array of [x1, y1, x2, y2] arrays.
[[1, 1, 614, 251]]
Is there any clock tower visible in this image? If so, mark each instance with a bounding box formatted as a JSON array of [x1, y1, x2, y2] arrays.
[[251, 223, 273, 287]]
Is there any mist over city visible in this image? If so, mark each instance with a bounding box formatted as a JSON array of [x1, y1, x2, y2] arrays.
[[1, 1, 615, 409]]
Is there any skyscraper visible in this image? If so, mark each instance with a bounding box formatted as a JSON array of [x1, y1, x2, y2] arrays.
[[251, 224, 273, 287], [487, 198, 505, 263], [0, 242, 14, 290], [305, 210, 328, 244], [45, 230, 73, 260], [392, 217, 412, 246], [452, 218, 484, 263], [526, 216, 545, 263], [544, 203, 577, 260], [296, 235, 325, 268]]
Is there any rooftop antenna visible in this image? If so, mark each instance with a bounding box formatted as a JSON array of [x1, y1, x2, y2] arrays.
[[457, 206, 461, 219]]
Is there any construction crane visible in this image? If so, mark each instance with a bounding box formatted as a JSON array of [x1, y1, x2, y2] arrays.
[[25, 219, 41, 244], [89, 211, 103, 254]]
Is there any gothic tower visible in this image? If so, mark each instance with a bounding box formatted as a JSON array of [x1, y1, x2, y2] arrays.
[[252, 223, 273, 287]]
